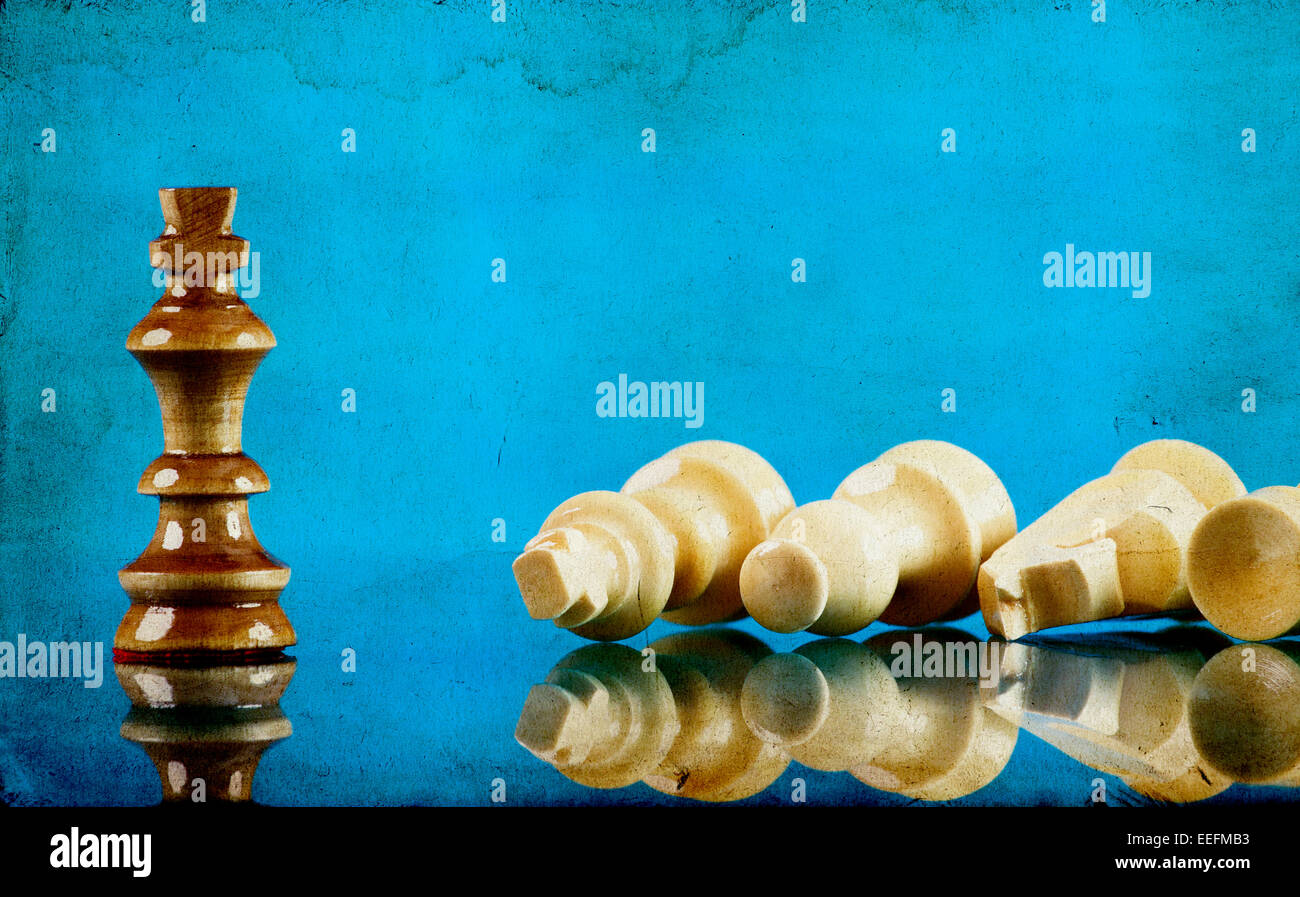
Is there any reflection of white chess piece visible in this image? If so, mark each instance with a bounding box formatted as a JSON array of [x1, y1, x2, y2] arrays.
[[1189, 643, 1300, 785], [740, 639, 901, 772], [986, 637, 1230, 803], [1189, 486, 1300, 641], [851, 633, 1017, 802], [739, 441, 1015, 635], [514, 644, 677, 790], [514, 633, 789, 801], [740, 633, 1017, 800], [980, 440, 1244, 640], [513, 441, 794, 640]]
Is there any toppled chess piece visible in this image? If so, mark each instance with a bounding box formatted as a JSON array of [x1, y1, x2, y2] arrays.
[[639, 632, 790, 802], [515, 631, 789, 801], [1188, 486, 1300, 641], [513, 441, 795, 640], [117, 188, 292, 658], [738, 440, 1016, 634], [117, 656, 294, 803], [740, 638, 897, 773], [979, 439, 1245, 640]]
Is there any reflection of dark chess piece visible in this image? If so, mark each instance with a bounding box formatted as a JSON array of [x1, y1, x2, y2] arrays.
[[515, 631, 789, 801], [117, 188, 292, 657], [116, 657, 294, 803]]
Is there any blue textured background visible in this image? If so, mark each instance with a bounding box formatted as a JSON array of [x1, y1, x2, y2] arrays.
[[1, 0, 1297, 805]]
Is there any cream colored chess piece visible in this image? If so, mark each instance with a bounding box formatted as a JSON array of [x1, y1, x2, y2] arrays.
[[1188, 643, 1300, 785], [852, 632, 1018, 801], [979, 439, 1245, 640], [986, 634, 1231, 803], [1188, 486, 1300, 641], [514, 644, 677, 790], [514, 632, 790, 801], [513, 441, 795, 641], [739, 633, 1017, 800], [740, 639, 900, 773], [640, 632, 790, 802], [738, 440, 1015, 634]]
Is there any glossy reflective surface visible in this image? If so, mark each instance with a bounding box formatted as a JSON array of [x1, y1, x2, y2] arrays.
[[116, 658, 295, 803], [2, 554, 1298, 805]]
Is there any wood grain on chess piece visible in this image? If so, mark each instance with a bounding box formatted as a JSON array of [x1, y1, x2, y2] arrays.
[[116, 187, 292, 659]]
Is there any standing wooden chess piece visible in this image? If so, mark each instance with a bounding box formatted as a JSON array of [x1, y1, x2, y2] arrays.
[[116, 187, 292, 658]]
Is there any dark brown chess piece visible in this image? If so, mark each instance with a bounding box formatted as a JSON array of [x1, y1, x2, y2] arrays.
[[117, 657, 295, 803], [116, 187, 292, 659]]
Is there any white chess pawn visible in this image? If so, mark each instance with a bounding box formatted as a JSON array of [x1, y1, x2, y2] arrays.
[[513, 441, 795, 641], [739, 441, 1016, 635], [739, 633, 1017, 800]]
